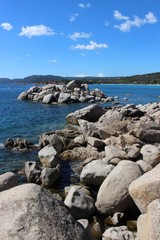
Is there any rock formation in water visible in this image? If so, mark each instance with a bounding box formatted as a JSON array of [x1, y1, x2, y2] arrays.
[[17, 80, 114, 104]]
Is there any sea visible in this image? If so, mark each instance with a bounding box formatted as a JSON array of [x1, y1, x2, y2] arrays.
[[0, 83, 160, 176]]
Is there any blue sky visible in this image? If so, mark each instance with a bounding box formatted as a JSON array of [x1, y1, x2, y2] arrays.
[[0, 0, 159, 79]]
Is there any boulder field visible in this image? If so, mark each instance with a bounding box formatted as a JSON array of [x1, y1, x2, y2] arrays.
[[17, 80, 114, 104], [1, 101, 160, 239]]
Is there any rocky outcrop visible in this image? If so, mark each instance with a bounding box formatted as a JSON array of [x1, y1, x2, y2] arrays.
[[3, 101, 160, 239], [0, 183, 88, 240], [4, 138, 37, 151], [18, 80, 113, 104]]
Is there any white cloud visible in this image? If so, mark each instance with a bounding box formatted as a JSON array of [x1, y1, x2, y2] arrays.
[[69, 13, 79, 22], [145, 11, 158, 24], [0, 22, 13, 31], [19, 25, 56, 38], [97, 73, 107, 77], [114, 11, 158, 32], [48, 59, 57, 63], [114, 20, 132, 32], [71, 40, 108, 50], [114, 10, 129, 20], [69, 32, 91, 41], [78, 3, 91, 8]]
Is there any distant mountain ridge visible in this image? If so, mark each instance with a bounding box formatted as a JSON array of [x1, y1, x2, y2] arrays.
[[0, 72, 160, 84]]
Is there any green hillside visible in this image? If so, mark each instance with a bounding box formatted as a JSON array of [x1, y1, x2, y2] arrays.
[[0, 72, 160, 84]]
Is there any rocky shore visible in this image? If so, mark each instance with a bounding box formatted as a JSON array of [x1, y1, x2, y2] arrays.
[[17, 80, 114, 104], [1, 101, 160, 239]]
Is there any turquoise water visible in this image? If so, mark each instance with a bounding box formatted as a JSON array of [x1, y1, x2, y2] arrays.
[[0, 83, 160, 174]]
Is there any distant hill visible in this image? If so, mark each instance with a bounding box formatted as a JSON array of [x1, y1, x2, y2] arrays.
[[0, 72, 160, 84], [0, 78, 12, 83], [21, 75, 66, 83]]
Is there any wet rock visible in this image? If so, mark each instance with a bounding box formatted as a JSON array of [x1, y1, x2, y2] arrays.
[[4, 138, 14, 148], [4, 138, 36, 151]]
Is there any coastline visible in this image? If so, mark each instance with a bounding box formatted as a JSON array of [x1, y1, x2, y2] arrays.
[[1, 100, 160, 238]]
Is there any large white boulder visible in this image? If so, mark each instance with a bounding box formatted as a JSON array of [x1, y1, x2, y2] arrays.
[[80, 160, 115, 186], [98, 108, 123, 124], [42, 93, 55, 104], [17, 91, 28, 100], [104, 145, 128, 164], [58, 92, 71, 103], [140, 144, 160, 167], [129, 163, 160, 213], [95, 160, 142, 215], [137, 199, 160, 240], [66, 80, 81, 91], [38, 145, 59, 168], [66, 104, 105, 125], [0, 183, 87, 240]]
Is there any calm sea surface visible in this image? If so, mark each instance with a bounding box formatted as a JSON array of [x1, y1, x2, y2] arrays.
[[0, 83, 160, 174]]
